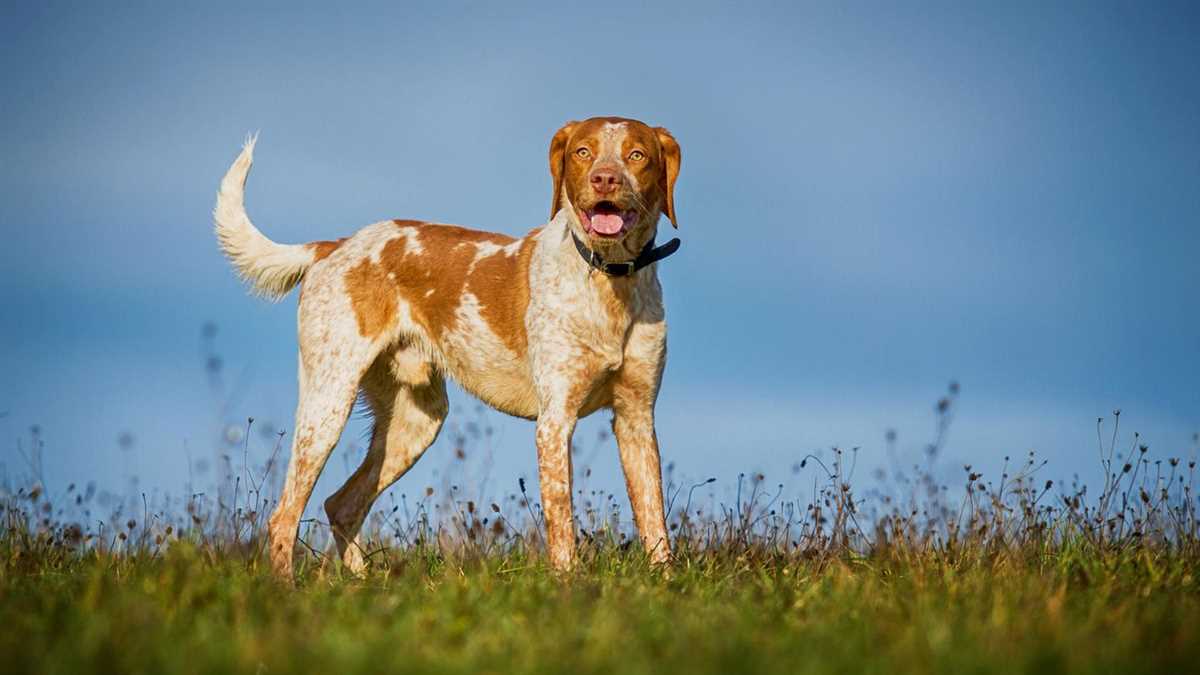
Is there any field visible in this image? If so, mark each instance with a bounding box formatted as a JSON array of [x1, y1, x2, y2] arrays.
[[3, 544, 1199, 674], [3, 399, 1199, 674], [1, 541, 1197, 675]]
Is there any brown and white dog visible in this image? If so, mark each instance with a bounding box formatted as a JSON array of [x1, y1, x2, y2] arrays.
[[214, 117, 681, 579]]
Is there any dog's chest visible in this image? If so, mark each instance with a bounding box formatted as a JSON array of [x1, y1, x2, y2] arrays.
[[531, 262, 646, 365]]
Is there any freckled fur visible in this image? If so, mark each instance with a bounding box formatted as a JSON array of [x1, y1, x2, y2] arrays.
[[308, 238, 347, 262], [215, 117, 681, 579]]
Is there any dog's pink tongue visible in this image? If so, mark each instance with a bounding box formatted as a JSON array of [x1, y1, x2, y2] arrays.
[[590, 214, 624, 235]]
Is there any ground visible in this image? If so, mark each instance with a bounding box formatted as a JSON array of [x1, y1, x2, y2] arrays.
[[2, 543, 1197, 675]]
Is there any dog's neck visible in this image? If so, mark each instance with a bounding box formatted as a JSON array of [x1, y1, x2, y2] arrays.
[[540, 209, 659, 318]]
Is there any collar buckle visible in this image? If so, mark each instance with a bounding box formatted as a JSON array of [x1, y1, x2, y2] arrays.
[[602, 261, 635, 276]]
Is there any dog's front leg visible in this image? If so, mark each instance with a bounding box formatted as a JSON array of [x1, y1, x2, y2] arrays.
[[534, 406, 577, 571], [612, 405, 670, 566], [612, 320, 671, 566], [533, 365, 602, 572]]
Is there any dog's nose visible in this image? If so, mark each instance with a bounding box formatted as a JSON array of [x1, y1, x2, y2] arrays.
[[589, 168, 621, 194]]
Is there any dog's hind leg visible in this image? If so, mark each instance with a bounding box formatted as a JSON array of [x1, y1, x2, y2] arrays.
[[267, 316, 387, 581], [324, 346, 448, 575]]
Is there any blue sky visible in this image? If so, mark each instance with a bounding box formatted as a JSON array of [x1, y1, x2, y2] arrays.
[[1, 2, 1196, 513]]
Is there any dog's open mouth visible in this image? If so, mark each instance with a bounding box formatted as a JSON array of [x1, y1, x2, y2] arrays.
[[580, 201, 636, 238]]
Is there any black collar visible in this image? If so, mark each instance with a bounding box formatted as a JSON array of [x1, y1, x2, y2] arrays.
[[571, 231, 681, 277]]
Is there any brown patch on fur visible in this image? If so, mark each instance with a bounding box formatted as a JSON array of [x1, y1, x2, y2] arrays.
[[466, 229, 539, 354], [652, 127, 681, 228], [548, 122, 578, 219], [345, 256, 398, 338], [308, 238, 347, 262], [343, 220, 523, 341]]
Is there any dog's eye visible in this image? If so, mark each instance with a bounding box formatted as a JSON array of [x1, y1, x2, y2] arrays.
[[628, 150, 645, 161], [575, 147, 591, 159]]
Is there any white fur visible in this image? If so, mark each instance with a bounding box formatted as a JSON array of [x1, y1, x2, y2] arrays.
[[213, 136, 317, 300]]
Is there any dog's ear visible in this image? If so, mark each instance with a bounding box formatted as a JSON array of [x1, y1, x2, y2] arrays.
[[654, 127, 681, 228], [549, 121, 578, 220]]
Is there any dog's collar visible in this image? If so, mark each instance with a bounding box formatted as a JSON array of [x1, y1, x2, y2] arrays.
[[570, 231, 681, 277]]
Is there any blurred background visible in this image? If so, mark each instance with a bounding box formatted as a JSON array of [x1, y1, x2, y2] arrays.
[[1, 1, 1196, 514]]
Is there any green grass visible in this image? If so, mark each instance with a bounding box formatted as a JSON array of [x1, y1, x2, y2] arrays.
[[3, 543, 1197, 675], [5, 400, 1197, 673]]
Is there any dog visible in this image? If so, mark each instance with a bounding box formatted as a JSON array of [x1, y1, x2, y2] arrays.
[[214, 116, 681, 579]]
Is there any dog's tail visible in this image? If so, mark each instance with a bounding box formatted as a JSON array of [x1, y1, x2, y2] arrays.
[[214, 135, 318, 300]]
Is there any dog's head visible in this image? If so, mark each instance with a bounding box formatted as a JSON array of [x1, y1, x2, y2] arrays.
[[549, 117, 680, 252]]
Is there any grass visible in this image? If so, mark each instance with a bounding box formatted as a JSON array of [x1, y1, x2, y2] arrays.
[[3, 383, 1199, 674], [2, 544, 1198, 674]]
